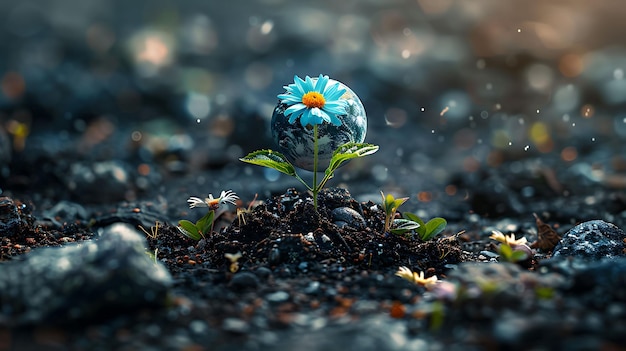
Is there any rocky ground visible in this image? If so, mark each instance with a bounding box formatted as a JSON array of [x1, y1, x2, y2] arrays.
[[1, 160, 625, 350]]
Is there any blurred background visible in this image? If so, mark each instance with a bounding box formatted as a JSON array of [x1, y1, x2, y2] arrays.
[[0, 0, 625, 215]]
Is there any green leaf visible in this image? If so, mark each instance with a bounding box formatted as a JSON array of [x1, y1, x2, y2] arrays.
[[178, 220, 201, 240], [325, 142, 379, 176], [421, 217, 447, 241], [195, 210, 215, 236], [510, 250, 528, 262], [403, 212, 426, 236], [498, 243, 513, 258], [381, 192, 409, 216], [240, 149, 297, 176], [390, 218, 421, 236]]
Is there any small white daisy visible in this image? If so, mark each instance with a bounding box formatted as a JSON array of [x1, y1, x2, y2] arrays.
[[187, 190, 239, 210]]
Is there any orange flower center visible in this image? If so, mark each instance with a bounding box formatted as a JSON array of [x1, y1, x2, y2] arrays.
[[302, 91, 326, 109]]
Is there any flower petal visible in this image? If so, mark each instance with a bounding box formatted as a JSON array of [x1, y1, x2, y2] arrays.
[[327, 112, 342, 126], [310, 107, 331, 124], [323, 101, 347, 114], [277, 93, 302, 104], [314, 74, 329, 93], [325, 84, 346, 101], [288, 108, 305, 124], [303, 75, 316, 92], [293, 76, 308, 95], [284, 103, 306, 116], [187, 196, 208, 209]]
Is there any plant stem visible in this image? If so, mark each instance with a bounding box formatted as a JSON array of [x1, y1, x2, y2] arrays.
[[313, 124, 319, 210]]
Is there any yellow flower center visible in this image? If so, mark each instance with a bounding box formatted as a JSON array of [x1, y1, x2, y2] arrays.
[[302, 91, 326, 109]]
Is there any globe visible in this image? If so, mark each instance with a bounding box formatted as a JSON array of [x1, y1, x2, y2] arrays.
[[271, 78, 367, 172]]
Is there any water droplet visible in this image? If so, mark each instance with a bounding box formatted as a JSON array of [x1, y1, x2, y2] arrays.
[[260, 20, 274, 35]]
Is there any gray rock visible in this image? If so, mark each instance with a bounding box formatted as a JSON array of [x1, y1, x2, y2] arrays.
[[229, 271, 260, 290], [332, 207, 366, 229], [0, 197, 28, 238], [552, 220, 626, 260], [42, 200, 88, 227], [0, 223, 172, 325], [66, 161, 132, 203], [573, 258, 626, 298]]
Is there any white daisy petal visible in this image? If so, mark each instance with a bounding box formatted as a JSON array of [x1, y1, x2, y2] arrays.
[[187, 196, 208, 209]]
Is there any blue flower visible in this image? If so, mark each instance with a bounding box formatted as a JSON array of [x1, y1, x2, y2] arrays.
[[277, 74, 348, 127]]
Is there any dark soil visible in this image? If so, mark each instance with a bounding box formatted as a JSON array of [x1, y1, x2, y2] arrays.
[[4, 182, 612, 351]]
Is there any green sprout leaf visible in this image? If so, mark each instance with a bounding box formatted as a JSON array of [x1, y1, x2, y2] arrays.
[[195, 210, 215, 236], [403, 212, 426, 236], [380, 191, 410, 233], [403, 213, 447, 241], [325, 142, 379, 177], [498, 243, 528, 262], [239, 149, 297, 177], [422, 217, 447, 241], [178, 219, 201, 240], [390, 218, 421, 236]]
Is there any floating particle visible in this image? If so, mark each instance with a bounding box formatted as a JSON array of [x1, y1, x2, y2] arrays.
[[421, 107, 425, 112], [561, 146, 577, 161], [131, 131, 142, 142], [536, 109, 540, 114], [260, 20, 274, 35], [517, 28, 522, 33], [581, 104, 594, 118], [524, 145, 530, 151], [440, 106, 449, 116], [384, 108, 407, 128], [591, 137, 596, 142], [196, 119, 201, 124]]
